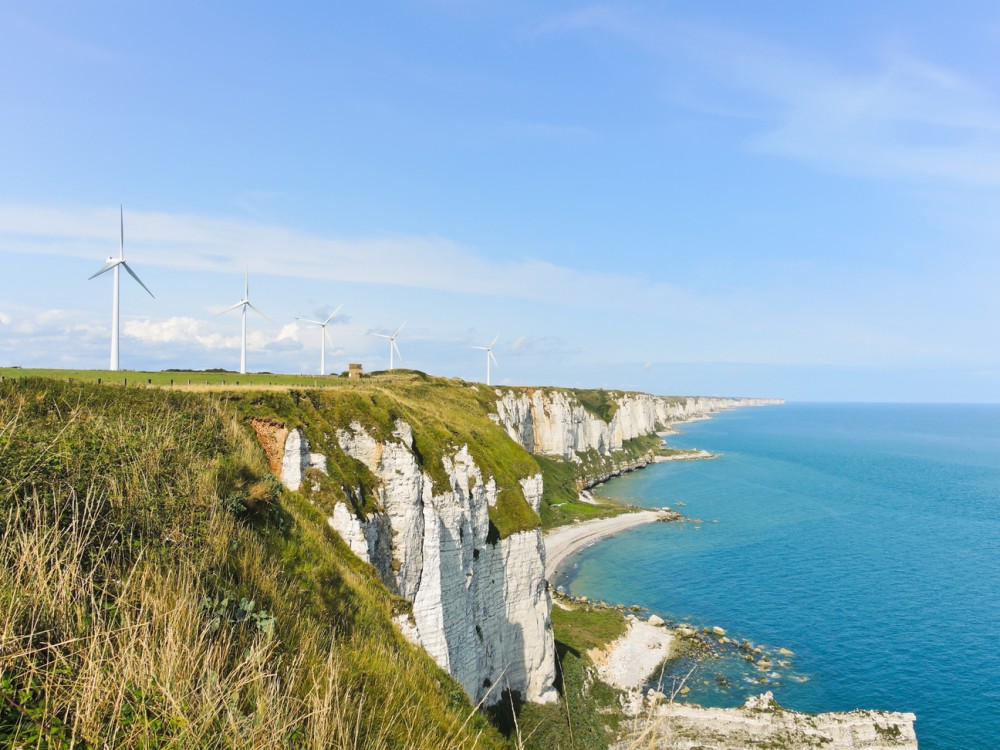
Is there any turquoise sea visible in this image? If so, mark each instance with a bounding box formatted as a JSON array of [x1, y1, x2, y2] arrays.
[[556, 403, 1000, 750]]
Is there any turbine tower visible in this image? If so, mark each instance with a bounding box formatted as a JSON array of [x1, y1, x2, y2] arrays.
[[472, 334, 499, 386], [297, 304, 343, 375], [372, 322, 405, 370], [88, 206, 154, 371], [219, 270, 271, 374]]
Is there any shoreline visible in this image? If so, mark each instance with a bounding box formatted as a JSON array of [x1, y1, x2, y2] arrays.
[[543, 510, 663, 579], [541, 406, 747, 692], [544, 414, 717, 581], [540, 406, 748, 698]]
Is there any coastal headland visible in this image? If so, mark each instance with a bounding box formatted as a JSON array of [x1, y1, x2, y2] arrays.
[[3, 371, 917, 748]]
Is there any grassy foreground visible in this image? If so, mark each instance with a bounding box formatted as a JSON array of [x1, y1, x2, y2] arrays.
[[0, 378, 508, 748]]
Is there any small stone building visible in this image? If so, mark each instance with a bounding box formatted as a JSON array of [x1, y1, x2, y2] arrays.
[[348, 363, 364, 379]]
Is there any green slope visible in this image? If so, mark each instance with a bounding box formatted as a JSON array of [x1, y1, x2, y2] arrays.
[[0, 377, 511, 748]]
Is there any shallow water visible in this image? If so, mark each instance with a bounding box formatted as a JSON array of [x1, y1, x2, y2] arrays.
[[558, 403, 1000, 750]]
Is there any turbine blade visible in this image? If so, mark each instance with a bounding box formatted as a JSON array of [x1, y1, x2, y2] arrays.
[[88, 259, 119, 280], [244, 268, 249, 298], [119, 205, 125, 260], [121, 261, 154, 298], [372, 333, 391, 339], [471, 346, 488, 350], [217, 300, 245, 315], [392, 340, 402, 360], [394, 321, 407, 337], [248, 302, 274, 324], [297, 317, 324, 325], [325, 303, 344, 325], [489, 350, 499, 367], [324, 327, 335, 350], [490, 334, 499, 347]]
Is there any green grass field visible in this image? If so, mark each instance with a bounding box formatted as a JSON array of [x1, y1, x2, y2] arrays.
[[0, 366, 374, 388]]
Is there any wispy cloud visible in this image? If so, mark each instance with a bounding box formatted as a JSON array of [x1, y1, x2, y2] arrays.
[[747, 51, 1000, 185], [539, 5, 1000, 186], [0, 202, 703, 315], [508, 335, 577, 356]]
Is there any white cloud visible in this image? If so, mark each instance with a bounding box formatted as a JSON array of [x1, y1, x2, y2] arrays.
[[124, 316, 261, 351], [0, 203, 702, 316], [540, 6, 1000, 187], [276, 323, 300, 342], [509, 335, 575, 356], [37, 309, 70, 324], [746, 51, 1000, 186], [123, 317, 203, 344], [0, 313, 10, 326]]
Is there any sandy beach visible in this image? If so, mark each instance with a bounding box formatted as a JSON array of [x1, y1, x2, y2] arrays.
[[545, 511, 681, 705], [544, 510, 662, 579], [592, 616, 674, 691]]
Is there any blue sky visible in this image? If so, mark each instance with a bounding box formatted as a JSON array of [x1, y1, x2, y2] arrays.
[[2, 1, 1000, 401]]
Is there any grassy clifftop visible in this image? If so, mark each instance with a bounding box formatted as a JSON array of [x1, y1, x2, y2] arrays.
[[0, 377, 511, 748], [225, 370, 541, 539]]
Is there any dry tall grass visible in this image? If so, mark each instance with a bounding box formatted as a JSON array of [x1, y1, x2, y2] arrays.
[[0, 379, 503, 749]]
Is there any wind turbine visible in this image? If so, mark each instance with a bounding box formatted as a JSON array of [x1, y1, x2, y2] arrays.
[[88, 206, 154, 371], [297, 304, 343, 375], [219, 270, 271, 374], [372, 322, 405, 370], [472, 334, 499, 386]]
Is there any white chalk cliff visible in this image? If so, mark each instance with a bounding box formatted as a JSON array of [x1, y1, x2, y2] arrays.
[[494, 391, 780, 460], [279, 422, 557, 707]]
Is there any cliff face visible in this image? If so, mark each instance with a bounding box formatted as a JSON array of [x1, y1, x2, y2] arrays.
[[280, 421, 557, 707], [264, 386, 777, 710], [494, 391, 780, 461]]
